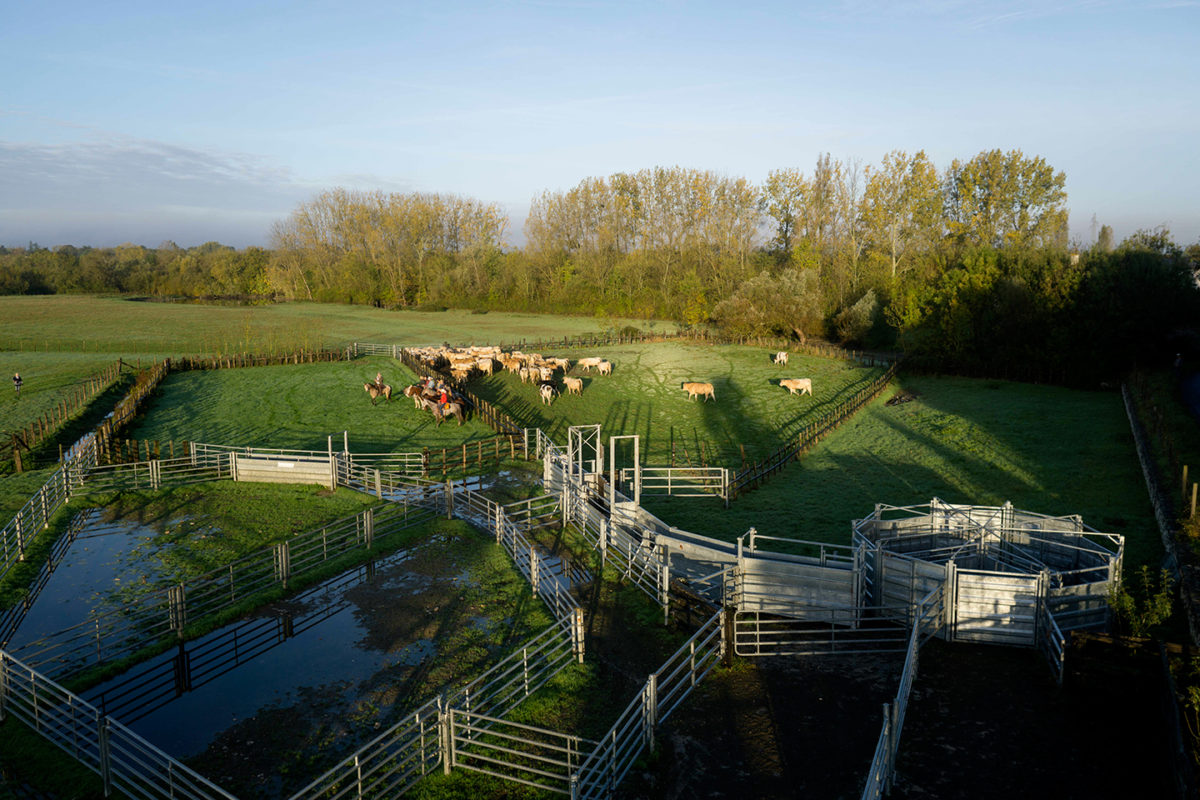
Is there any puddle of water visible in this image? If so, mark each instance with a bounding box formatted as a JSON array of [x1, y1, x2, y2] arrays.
[[6, 511, 173, 647], [81, 537, 470, 765]]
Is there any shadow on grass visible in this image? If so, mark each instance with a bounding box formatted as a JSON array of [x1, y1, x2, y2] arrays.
[[7, 375, 134, 472]]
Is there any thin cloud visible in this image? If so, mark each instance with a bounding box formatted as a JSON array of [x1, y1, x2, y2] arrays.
[[0, 136, 419, 247]]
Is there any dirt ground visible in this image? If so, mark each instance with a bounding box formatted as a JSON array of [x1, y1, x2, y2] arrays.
[[616, 652, 902, 800], [893, 638, 1178, 800], [611, 635, 1180, 800]]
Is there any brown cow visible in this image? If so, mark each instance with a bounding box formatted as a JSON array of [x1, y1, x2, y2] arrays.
[[681, 381, 715, 402]]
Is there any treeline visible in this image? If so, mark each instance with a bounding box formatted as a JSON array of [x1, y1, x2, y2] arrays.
[[2, 149, 1198, 385], [0, 240, 271, 299]]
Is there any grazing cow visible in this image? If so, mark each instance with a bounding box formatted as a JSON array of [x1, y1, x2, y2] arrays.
[[780, 378, 813, 396], [597, 360, 612, 376], [539, 382, 558, 405], [681, 381, 715, 402], [576, 357, 603, 372], [773, 351, 788, 365], [564, 376, 583, 395]]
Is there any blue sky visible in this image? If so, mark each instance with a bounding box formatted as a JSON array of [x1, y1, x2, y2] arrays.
[[2, 0, 1197, 249]]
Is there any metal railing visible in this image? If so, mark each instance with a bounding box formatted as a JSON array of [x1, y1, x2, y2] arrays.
[[0, 651, 235, 800], [860, 584, 944, 800], [1038, 602, 1067, 687], [572, 609, 724, 800], [7, 501, 441, 679], [0, 508, 96, 648], [293, 620, 580, 799], [448, 709, 592, 795], [619, 466, 729, 501], [1, 434, 97, 587], [732, 606, 914, 657]]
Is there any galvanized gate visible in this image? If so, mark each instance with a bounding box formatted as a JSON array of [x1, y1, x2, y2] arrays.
[[948, 566, 1042, 646]]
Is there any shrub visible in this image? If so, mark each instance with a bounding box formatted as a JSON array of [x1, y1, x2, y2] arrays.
[[1108, 565, 1175, 637]]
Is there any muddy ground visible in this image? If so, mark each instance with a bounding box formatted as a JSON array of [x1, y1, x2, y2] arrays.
[[612, 635, 1180, 800]]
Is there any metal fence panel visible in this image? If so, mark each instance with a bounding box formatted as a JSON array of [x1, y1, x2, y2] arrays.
[[449, 709, 593, 796], [952, 569, 1040, 645]]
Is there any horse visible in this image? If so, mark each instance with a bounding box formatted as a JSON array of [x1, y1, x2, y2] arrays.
[[364, 382, 392, 405], [421, 396, 466, 426], [403, 384, 433, 408]]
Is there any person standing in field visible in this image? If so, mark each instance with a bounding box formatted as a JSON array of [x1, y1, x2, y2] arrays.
[[12, 372, 21, 398]]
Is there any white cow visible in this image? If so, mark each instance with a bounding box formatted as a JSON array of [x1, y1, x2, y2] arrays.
[[773, 351, 789, 365], [780, 378, 813, 396]]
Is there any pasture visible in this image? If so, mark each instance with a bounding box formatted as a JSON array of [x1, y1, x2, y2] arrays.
[[0, 352, 125, 443], [124, 356, 500, 452], [466, 340, 886, 464], [0, 295, 660, 355], [641, 374, 1162, 572]]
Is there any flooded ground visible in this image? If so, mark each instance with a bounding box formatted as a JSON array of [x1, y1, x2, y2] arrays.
[[0, 479, 562, 800], [5, 509, 177, 648], [55, 519, 546, 798]]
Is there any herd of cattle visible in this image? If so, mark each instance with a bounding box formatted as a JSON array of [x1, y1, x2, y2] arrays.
[[404, 345, 618, 407], [368, 345, 815, 423]]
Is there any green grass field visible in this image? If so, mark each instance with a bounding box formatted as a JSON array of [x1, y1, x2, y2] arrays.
[[0, 295, 660, 355], [0, 298, 1165, 574], [466, 341, 885, 463], [0, 351, 124, 443], [642, 373, 1162, 572], [125, 355, 500, 451]]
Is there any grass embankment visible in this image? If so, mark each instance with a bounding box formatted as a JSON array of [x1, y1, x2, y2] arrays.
[[467, 340, 884, 464], [641, 374, 1162, 573], [0, 295, 660, 355]]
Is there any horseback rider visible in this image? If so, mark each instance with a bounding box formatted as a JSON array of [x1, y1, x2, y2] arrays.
[[438, 386, 449, 416]]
